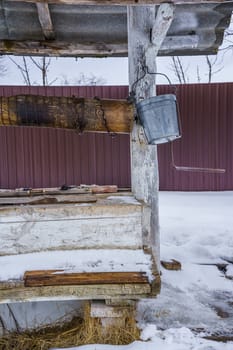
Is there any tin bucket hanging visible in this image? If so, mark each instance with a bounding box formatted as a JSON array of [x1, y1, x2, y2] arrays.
[[136, 94, 181, 145]]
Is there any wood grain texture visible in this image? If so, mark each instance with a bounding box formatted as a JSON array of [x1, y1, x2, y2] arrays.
[[0, 283, 152, 303], [0, 95, 134, 133], [0, 187, 91, 198], [36, 3, 55, 40], [0, 194, 96, 206], [0, 197, 142, 254], [128, 6, 159, 266], [24, 271, 149, 287]]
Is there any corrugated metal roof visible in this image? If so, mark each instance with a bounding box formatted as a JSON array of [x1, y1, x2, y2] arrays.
[[0, 2, 232, 57]]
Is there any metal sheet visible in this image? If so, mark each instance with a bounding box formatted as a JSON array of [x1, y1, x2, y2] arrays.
[[157, 83, 233, 191], [0, 2, 232, 56]]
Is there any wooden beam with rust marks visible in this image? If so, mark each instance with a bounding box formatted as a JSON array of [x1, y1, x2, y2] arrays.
[[0, 95, 134, 133], [5, 0, 230, 5], [0, 41, 128, 57], [36, 3, 55, 40], [24, 270, 149, 287]]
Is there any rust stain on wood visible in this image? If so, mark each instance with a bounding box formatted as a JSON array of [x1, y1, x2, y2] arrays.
[[0, 95, 134, 133], [24, 270, 149, 287]]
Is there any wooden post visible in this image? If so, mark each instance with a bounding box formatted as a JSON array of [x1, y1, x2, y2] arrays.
[[127, 4, 174, 266]]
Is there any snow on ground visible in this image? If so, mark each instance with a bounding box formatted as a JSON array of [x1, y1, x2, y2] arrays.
[[138, 191, 233, 335], [52, 191, 233, 350]]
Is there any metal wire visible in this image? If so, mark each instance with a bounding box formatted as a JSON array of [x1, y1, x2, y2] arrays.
[[130, 64, 225, 174]]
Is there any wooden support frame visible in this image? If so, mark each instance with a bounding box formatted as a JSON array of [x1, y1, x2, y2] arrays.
[[0, 95, 134, 133], [6, 0, 229, 5], [128, 4, 174, 266], [36, 3, 55, 40]]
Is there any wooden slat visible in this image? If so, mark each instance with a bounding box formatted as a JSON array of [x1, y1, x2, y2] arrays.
[[36, 3, 55, 40], [5, 0, 230, 5], [0, 41, 128, 57], [0, 283, 152, 303], [24, 270, 149, 287], [0, 194, 96, 206], [0, 187, 91, 198]]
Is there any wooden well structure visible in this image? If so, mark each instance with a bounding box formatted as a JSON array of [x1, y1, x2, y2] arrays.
[[0, 0, 232, 312]]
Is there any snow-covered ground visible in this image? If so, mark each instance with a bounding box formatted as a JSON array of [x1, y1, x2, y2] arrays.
[[52, 191, 233, 349]]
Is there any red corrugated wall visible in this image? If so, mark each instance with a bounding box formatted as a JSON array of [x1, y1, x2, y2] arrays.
[[0, 83, 232, 191], [157, 83, 233, 191]]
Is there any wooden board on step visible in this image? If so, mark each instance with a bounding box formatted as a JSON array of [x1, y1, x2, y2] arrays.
[[0, 185, 118, 198], [23, 270, 149, 287]]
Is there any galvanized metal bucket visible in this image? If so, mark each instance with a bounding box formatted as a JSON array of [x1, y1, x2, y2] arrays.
[[136, 94, 181, 145]]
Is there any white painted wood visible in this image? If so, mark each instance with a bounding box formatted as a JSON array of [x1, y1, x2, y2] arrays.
[[91, 302, 128, 318], [36, 3, 55, 40], [127, 5, 174, 266], [0, 196, 143, 255], [0, 217, 142, 254], [0, 283, 151, 304]]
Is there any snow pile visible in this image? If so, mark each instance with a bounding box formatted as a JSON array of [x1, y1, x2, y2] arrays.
[[51, 326, 233, 350], [51, 191, 233, 350], [138, 191, 233, 335], [0, 249, 153, 282]]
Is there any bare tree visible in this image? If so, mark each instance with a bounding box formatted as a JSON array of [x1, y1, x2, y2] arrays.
[[60, 72, 106, 86], [169, 54, 224, 84], [8, 56, 31, 85], [170, 56, 188, 84], [205, 55, 224, 83], [29, 56, 57, 86], [8, 56, 57, 86], [0, 56, 7, 77]]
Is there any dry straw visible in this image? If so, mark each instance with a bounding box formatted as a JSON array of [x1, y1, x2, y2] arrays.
[[0, 304, 140, 350]]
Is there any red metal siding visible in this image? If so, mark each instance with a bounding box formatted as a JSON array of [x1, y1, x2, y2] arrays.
[[0, 86, 130, 189], [157, 83, 233, 191], [0, 83, 232, 191]]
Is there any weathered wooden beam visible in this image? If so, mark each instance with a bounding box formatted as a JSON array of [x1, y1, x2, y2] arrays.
[[0, 95, 134, 133], [0, 194, 97, 206], [24, 270, 149, 287], [5, 0, 230, 5], [0, 41, 128, 57], [0, 37, 208, 57], [36, 3, 55, 40], [0, 283, 152, 303], [128, 4, 174, 267]]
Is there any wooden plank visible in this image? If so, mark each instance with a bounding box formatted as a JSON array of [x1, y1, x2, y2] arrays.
[[0, 194, 97, 206], [36, 3, 55, 40], [0, 187, 91, 197], [0, 41, 128, 57], [24, 271, 149, 287], [0, 95, 134, 133], [0, 283, 152, 303], [82, 185, 118, 194], [5, 0, 230, 5]]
